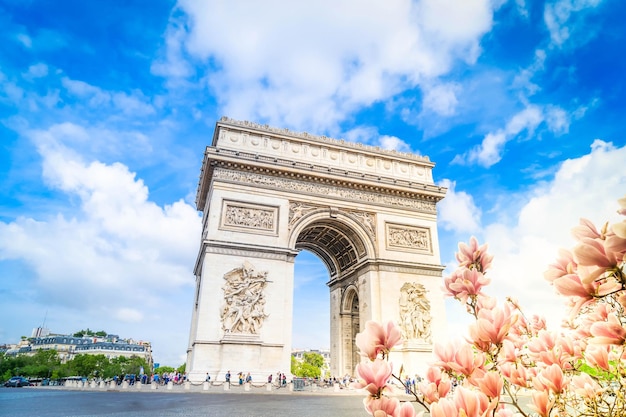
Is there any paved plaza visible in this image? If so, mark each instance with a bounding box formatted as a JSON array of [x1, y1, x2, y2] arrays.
[[0, 385, 378, 417]]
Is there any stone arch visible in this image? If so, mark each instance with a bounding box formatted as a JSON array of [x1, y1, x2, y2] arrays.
[[288, 209, 376, 279], [185, 118, 447, 383]]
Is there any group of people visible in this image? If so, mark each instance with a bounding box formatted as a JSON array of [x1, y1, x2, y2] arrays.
[[403, 374, 423, 394], [151, 371, 186, 385], [269, 372, 287, 386]]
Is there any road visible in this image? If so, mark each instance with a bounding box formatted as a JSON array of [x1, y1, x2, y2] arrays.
[[0, 387, 369, 417]]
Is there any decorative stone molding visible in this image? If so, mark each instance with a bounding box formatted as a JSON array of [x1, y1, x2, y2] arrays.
[[347, 210, 376, 242], [202, 242, 298, 262], [215, 168, 436, 213], [220, 200, 278, 235], [288, 201, 376, 242], [221, 261, 270, 335], [399, 282, 432, 343], [288, 202, 320, 230], [218, 117, 432, 163], [386, 223, 432, 253]]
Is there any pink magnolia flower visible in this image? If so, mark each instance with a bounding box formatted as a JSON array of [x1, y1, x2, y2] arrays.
[[429, 398, 458, 417], [453, 386, 495, 417], [356, 321, 403, 360], [589, 313, 626, 346], [476, 371, 504, 399], [365, 396, 399, 417], [468, 303, 518, 350], [417, 371, 451, 404], [584, 344, 610, 371], [572, 218, 602, 241], [614, 220, 626, 239], [544, 248, 576, 283], [443, 268, 491, 303], [499, 362, 529, 388], [617, 194, 626, 216], [571, 373, 602, 399], [433, 342, 457, 373], [529, 391, 554, 417], [574, 237, 621, 280], [456, 236, 494, 272], [536, 363, 567, 394], [353, 358, 393, 397], [449, 344, 486, 380], [397, 402, 420, 417]]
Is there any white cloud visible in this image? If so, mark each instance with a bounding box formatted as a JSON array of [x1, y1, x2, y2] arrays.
[[0, 124, 202, 364], [544, 0, 603, 47], [437, 179, 481, 233], [479, 140, 626, 328], [455, 105, 544, 167], [154, 0, 501, 130], [378, 135, 413, 153], [16, 33, 32, 48], [421, 82, 460, 116], [61, 77, 155, 117], [22, 63, 48, 81]]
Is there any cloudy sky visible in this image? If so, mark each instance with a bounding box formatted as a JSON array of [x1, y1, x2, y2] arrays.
[[1, 0, 624, 367]]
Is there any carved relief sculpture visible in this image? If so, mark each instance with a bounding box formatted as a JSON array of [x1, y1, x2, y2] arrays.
[[221, 261, 269, 334], [221, 200, 278, 235], [288, 201, 320, 230], [398, 282, 432, 343], [386, 224, 432, 252]]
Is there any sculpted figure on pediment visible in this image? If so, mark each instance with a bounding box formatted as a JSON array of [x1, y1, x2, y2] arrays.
[[221, 261, 269, 334]]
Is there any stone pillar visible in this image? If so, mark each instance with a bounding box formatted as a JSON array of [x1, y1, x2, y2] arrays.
[[244, 382, 250, 391], [266, 383, 272, 391], [184, 381, 191, 390], [167, 381, 173, 390], [223, 383, 230, 391], [122, 380, 129, 389], [203, 381, 209, 391], [151, 382, 157, 390]]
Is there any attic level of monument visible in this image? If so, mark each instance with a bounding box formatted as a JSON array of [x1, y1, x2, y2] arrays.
[[196, 118, 446, 211]]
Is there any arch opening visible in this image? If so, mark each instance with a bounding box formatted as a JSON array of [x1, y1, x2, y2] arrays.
[[293, 218, 369, 377]]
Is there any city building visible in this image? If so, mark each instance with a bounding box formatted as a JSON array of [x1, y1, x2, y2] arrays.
[[2, 327, 153, 367]]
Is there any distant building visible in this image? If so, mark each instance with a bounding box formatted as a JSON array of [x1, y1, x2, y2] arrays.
[[3, 328, 152, 367]]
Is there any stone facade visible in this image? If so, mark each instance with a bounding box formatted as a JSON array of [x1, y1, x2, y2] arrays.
[[187, 118, 447, 382]]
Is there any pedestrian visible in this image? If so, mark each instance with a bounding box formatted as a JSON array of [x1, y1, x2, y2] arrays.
[[225, 370, 231, 385], [267, 374, 273, 384], [205, 373, 211, 382]]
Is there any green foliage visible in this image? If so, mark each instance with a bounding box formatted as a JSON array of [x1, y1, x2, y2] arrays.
[[177, 363, 186, 373], [155, 366, 176, 375], [291, 352, 325, 378], [0, 351, 148, 381], [72, 329, 107, 338], [302, 352, 325, 368]]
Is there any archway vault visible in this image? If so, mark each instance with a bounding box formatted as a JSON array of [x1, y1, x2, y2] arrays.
[[291, 211, 373, 282], [186, 118, 447, 383]]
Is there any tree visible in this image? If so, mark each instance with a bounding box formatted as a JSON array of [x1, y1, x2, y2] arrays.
[[291, 352, 325, 378]]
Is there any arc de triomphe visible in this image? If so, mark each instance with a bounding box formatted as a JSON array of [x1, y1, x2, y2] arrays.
[[186, 118, 447, 382]]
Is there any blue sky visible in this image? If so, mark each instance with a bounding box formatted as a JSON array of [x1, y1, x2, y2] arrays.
[[1, 0, 625, 367]]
